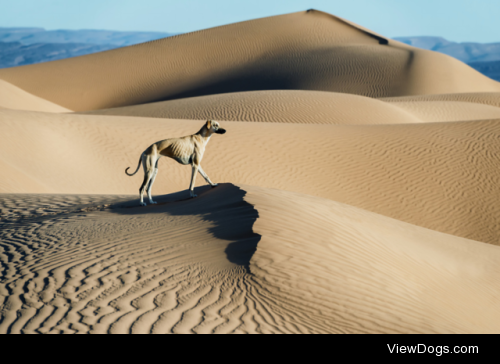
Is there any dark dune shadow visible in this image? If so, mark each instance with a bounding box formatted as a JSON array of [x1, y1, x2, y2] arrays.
[[151, 46, 406, 104], [138, 47, 390, 105], [108, 183, 260, 271], [151, 67, 298, 104], [84, 46, 406, 115]]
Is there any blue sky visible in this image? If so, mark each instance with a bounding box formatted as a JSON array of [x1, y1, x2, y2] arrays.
[[1, 0, 499, 43]]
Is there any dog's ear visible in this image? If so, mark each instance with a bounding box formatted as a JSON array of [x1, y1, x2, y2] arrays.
[[206, 120, 212, 129]]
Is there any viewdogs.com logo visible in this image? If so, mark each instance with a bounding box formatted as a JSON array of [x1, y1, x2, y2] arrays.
[[387, 344, 478, 356]]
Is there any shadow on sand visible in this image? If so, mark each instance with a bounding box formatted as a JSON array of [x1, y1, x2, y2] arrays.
[[108, 183, 260, 272]]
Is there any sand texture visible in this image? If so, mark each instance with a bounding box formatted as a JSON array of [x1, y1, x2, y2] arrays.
[[1, 10, 500, 334], [2, 185, 500, 334]]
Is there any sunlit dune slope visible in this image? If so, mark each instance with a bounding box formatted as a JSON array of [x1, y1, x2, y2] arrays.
[[246, 185, 500, 334], [388, 101, 500, 122], [2, 184, 500, 334], [0, 10, 499, 112], [381, 92, 500, 122], [87, 90, 422, 124], [0, 79, 70, 113], [1, 110, 499, 244]]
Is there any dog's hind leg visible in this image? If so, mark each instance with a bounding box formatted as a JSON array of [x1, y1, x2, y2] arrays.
[[197, 165, 217, 187], [139, 154, 155, 206], [147, 158, 160, 205]]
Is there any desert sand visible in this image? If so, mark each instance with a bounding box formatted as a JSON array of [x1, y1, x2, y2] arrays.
[[1, 10, 500, 334]]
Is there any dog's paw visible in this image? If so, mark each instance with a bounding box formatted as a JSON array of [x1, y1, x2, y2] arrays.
[[140, 202, 147, 207], [211, 183, 218, 188], [149, 201, 157, 205], [190, 194, 198, 199]]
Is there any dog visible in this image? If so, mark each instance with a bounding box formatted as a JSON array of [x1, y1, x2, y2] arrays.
[[126, 120, 226, 206]]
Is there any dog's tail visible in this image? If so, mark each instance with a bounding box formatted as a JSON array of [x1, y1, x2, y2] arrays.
[[125, 155, 142, 176]]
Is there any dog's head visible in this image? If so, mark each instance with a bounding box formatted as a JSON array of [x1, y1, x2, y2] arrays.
[[207, 120, 226, 135]]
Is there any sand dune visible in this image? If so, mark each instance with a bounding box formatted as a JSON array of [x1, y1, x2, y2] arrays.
[[1, 110, 500, 245], [246, 186, 500, 334], [0, 79, 70, 113], [88, 90, 500, 124], [87, 90, 422, 124], [1, 184, 500, 334], [1, 11, 499, 112]]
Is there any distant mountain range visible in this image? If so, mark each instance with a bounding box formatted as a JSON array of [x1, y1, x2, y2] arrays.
[[0, 27, 173, 68], [0, 29, 498, 82], [468, 60, 500, 82], [395, 36, 500, 81], [394, 36, 500, 63], [0, 27, 172, 46]]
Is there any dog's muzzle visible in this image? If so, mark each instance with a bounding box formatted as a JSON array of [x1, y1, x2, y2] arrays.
[[216, 128, 227, 134]]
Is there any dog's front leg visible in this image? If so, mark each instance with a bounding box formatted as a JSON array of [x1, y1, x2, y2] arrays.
[[198, 165, 217, 187], [189, 164, 198, 198]]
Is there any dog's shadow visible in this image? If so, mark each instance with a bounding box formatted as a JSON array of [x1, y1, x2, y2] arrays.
[[108, 183, 260, 272]]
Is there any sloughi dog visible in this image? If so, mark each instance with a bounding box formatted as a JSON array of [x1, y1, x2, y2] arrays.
[[126, 120, 226, 206]]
